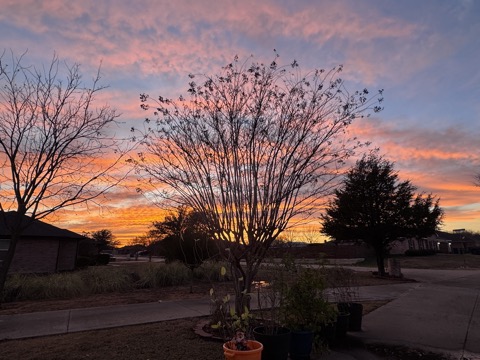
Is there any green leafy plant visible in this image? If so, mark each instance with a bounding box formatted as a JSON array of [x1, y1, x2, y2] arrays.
[[323, 265, 359, 304], [255, 257, 294, 334], [209, 266, 254, 342], [284, 268, 336, 331]]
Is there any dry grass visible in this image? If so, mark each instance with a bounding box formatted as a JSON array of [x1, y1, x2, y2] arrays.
[[358, 253, 480, 270], [0, 317, 224, 360], [397, 253, 480, 269]]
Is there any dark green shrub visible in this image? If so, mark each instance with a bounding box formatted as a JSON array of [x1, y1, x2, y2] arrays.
[[95, 253, 111, 265], [76, 256, 95, 268]]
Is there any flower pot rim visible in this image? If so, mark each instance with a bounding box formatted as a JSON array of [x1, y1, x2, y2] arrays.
[[223, 340, 263, 353], [290, 328, 314, 334], [253, 325, 291, 335]]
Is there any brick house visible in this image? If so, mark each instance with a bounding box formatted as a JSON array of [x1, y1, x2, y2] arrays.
[[429, 230, 480, 254], [0, 212, 83, 274], [389, 237, 438, 255], [389, 230, 480, 255]]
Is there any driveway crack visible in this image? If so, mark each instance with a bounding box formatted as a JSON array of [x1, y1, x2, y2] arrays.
[[66, 310, 71, 334], [461, 292, 479, 359]]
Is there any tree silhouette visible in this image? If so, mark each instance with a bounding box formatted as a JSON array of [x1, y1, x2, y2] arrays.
[[135, 54, 383, 312], [321, 154, 443, 276], [150, 207, 218, 292], [90, 229, 119, 252], [0, 51, 130, 297]]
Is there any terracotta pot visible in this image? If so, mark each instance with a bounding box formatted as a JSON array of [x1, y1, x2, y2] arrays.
[[223, 340, 263, 360]]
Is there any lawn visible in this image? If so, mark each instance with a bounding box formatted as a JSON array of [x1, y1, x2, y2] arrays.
[[357, 253, 480, 269], [397, 253, 480, 269]]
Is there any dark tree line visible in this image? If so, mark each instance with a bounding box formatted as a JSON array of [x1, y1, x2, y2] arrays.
[[149, 207, 219, 268]]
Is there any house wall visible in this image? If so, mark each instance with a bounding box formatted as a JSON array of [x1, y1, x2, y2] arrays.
[[10, 238, 60, 273], [390, 238, 438, 255], [56, 239, 78, 271]]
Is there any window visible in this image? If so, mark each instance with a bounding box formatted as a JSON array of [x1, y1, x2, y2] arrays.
[[408, 239, 415, 250]]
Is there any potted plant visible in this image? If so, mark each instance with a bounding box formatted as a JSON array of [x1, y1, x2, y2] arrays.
[[324, 265, 362, 335], [209, 268, 263, 359], [283, 268, 336, 359], [223, 330, 263, 360], [253, 258, 292, 360]]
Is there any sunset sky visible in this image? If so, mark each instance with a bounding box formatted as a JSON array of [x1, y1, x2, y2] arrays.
[[1, 0, 479, 244]]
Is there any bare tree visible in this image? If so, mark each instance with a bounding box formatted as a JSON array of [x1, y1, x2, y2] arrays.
[[0, 51, 130, 297], [136, 54, 383, 312]]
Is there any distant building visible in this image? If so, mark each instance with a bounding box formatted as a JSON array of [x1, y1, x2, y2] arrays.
[[389, 237, 437, 255], [0, 212, 83, 273], [431, 230, 480, 254], [390, 230, 480, 255]]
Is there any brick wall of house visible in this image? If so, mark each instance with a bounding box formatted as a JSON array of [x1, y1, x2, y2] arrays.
[[10, 238, 59, 273], [56, 239, 78, 271]]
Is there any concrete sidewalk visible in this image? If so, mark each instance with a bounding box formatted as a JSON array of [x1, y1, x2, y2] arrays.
[[0, 298, 212, 340], [0, 283, 416, 341]]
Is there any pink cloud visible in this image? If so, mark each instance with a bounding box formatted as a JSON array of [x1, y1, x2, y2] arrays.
[[2, 0, 479, 238], [0, 0, 419, 82]]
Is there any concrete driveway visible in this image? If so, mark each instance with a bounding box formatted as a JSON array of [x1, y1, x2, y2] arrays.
[[350, 267, 480, 359]]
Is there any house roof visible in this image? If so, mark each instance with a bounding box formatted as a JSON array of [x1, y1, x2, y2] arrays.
[[431, 230, 480, 243], [0, 211, 84, 239]]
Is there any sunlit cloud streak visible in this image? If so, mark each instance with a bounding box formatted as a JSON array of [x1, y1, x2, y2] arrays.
[[1, 0, 479, 242], [351, 118, 480, 231]]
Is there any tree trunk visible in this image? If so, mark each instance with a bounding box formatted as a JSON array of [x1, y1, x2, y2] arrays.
[[231, 262, 258, 315], [0, 231, 21, 305], [375, 250, 386, 277], [190, 267, 195, 294]]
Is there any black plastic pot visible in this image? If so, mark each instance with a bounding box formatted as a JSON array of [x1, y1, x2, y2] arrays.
[[348, 302, 363, 331], [335, 312, 350, 339], [289, 330, 314, 360], [253, 326, 291, 360], [319, 322, 336, 347]]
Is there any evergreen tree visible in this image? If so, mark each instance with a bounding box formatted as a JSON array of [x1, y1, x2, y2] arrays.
[[321, 154, 443, 275]]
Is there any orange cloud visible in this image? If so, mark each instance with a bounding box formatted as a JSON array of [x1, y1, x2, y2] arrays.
[[49, 196, 168, 246], [2, 0, 479, 239]]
